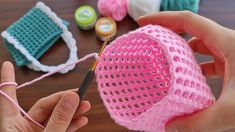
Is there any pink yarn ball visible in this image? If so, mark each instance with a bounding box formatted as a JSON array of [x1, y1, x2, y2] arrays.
[[98, 0, 127, 21]]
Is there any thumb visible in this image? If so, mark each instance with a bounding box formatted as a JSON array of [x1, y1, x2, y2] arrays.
[[165, 103, 234, 132], [44, 92, 80, 132], [165, 115, 203, 132], [0, 61, 20, 117]]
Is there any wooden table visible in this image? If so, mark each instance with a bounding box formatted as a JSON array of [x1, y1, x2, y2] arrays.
[[0, 0, 234, 131]]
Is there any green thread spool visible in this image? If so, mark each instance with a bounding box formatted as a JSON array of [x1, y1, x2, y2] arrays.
[[75, 5, 97, 30]]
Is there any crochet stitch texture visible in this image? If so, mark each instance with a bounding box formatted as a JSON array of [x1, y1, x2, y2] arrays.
[[1, 2, 78, 73], [3, 7, 63, 66], [95, 25, 215, 132]]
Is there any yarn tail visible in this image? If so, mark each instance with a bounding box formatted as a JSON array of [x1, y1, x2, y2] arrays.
[[0, 52, 98, 129], [17, 53, 98, 89]]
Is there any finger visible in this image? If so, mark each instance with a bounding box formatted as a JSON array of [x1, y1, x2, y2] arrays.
[[138, 11, 186, 33], [188, 37, 212, 55], [137, 11, 228, 56], [44, 92, 80, 132], [165, 106, 223, 132], [0, 61, 20, 117], [165, 94, 235, 132], [28, 89, 78, 124], [74, 101, 91, 118], [66, 117, 88, 132], [1, 62, 17, 100], [138, 11, 220, 39]]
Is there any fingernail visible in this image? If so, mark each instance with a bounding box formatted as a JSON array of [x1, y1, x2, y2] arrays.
[[138, 16, 144, 20], [166, 126, 178, 132], [137, 16, 144, 22], [82, 117, 88, 124], [62, 93, 79, 109], [2, 61, 11, 66]]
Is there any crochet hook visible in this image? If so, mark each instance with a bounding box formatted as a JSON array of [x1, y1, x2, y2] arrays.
[[77, 40, 108, 100]]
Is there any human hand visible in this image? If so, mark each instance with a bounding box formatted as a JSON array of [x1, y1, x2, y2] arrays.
[[138, 11, 235, 132], [0, 62, 91, 132]]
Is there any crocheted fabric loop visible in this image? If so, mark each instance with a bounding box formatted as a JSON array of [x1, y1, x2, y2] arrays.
[[95, 25, 215, 132], [1, 2, 78, 73]]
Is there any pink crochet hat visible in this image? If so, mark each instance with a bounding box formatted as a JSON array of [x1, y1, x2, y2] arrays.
[[95, 25, 215, 132]]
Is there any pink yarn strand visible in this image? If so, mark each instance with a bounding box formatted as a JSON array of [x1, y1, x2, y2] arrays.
[[17, 53, 98, 89], [0, 53, 98, 129], [0, 82, 17, 87], [0, 90, 45, 128]]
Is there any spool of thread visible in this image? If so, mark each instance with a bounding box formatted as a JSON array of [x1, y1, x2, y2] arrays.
[[95, 17, 117, 41], [74, 5, 97, 30]]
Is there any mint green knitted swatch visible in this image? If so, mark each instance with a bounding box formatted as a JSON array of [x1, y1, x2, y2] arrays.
[[3, 7, 67, 66], [161, 0, 200, 13]]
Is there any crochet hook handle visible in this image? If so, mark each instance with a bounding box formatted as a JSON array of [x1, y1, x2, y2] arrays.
[[77, 39, 108, 100], [77, 69, 95, 100]]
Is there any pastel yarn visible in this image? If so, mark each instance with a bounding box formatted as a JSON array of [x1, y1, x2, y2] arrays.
[[98, 0, 200, 22], [95, 25, 215, 131], [161, 0, 200, 13], [97, 0, 160, 21], [97, 0, 127, 21], [127, 0, 161, 21]]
